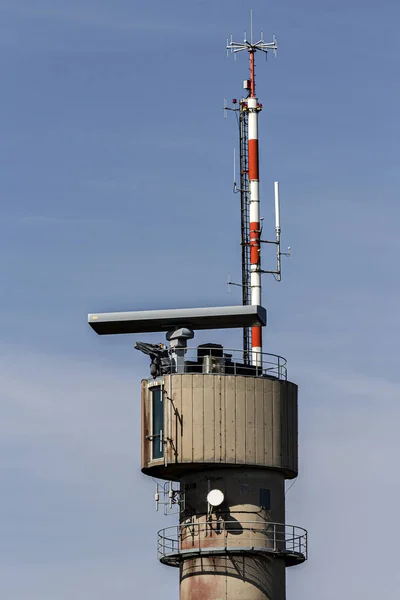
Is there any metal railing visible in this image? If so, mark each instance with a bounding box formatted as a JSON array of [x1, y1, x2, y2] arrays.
[[175, 347, 287, 380], [157, 520, 307, 567]]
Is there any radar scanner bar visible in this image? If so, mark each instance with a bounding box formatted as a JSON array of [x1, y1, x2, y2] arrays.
[[88, 304, 266, 336]]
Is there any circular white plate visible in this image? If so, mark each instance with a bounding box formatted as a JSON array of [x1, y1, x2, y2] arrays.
[[207, 489, 225, 507]]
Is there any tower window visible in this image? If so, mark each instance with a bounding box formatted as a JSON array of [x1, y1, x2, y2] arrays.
[[150, 386, 164, 460], [260, 488, 271, 510]]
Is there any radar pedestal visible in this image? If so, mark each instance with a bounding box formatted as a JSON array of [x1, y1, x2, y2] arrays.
[[88, 305, 307, 600], [166, 328, 194, 374]]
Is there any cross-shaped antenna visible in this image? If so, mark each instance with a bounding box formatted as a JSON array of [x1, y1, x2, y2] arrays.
[[226, 14, 277, 98], [227, 9, 277, 61], [227, 32, 278, 58]]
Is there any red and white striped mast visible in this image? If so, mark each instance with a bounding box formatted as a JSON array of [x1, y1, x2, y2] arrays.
[[227, 21, 278, 367]]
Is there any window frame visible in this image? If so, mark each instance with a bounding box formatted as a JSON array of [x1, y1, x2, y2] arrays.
[[259, 488, 271, 510], [148, 380, 165, 462]]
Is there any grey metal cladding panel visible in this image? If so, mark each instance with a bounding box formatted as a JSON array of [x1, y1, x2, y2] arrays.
[[203, 376, 215, 462], [192, 375, 204, 463], [88, 305, 266, 335], [224, 377, 236, 463], [254, 378, 265, 465], [245, 377, 256, 464], [235, 376, 246, 463], [142, 374, 298, 476]]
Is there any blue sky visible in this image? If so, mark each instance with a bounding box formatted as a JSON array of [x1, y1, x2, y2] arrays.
[[0, 0, 399, 598]]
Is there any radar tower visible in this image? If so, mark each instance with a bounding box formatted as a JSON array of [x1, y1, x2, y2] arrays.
[[88, 15, 306, 600]]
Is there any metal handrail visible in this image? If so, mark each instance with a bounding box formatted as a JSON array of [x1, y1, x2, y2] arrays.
[[172, 347, 287, 380], [157, 520, 307, 565]]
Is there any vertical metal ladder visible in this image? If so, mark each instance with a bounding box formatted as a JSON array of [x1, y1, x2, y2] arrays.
[[239, 105, 252, 363]]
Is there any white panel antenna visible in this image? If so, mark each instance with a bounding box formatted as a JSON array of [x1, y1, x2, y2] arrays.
[[207, 489, 225, 507]]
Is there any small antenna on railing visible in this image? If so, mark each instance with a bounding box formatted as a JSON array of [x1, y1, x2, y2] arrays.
[[273, 34, 278, 58], [153, 480, 183, 515], [233, 148, 237, 191], [274, 181, 281, 281], [274, 181, 280, 235], [259, 181, 290, 281], [274, 181, 291, 259]]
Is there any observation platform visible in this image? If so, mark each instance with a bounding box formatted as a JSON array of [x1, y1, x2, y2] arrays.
[[157, 521, 307, 568]]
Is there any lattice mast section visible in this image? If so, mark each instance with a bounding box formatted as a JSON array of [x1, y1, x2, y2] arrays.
[[239, 105, 251, 363]]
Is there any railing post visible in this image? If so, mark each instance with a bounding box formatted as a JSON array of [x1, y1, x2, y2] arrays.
[[224, 520, 227, 551]]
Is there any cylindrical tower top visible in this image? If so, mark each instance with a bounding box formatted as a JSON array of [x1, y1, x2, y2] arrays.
[[141, 372, 298, 481]]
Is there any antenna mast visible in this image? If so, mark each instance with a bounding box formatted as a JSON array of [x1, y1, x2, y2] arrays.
[[227, 20, 279, 367]]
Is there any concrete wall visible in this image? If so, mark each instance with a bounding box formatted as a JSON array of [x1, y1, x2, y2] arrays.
[[180, 555, 286, 600], [180, 468, 285, 524], [178, 468, 287, 600], [141, 374, 298, 479]]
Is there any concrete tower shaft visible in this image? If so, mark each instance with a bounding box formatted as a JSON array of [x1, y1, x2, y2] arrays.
[[141, 370, 306, 600], [179, 470, 287, 600]]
